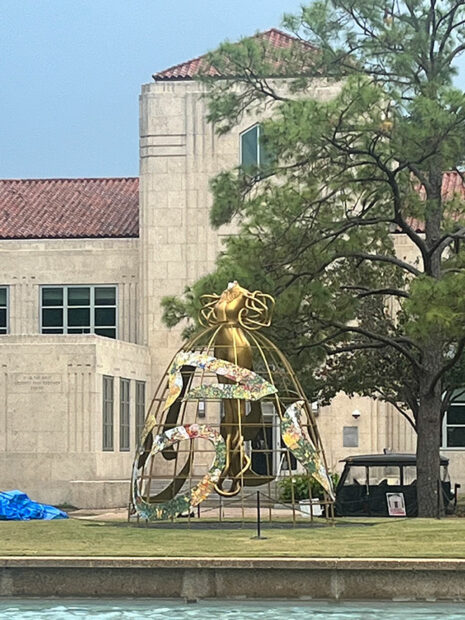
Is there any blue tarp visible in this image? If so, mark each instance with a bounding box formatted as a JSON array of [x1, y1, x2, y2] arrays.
[[0, 490, 68, 521]]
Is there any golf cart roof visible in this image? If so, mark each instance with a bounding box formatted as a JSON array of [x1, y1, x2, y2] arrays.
[[340, 453, 449, 466]]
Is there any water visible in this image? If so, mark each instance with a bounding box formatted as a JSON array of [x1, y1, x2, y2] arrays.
[[0, 599, 465, 619]]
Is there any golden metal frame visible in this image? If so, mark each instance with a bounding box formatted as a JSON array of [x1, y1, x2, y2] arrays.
[[130, 283, 334, 525]]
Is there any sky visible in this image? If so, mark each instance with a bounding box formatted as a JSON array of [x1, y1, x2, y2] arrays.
[[0, 0, 302, 179], [1, 1, 465, 180]]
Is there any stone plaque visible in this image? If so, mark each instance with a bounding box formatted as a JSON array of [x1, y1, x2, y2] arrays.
[[12, 373, 63, 393], [343, 425, 359, 448]]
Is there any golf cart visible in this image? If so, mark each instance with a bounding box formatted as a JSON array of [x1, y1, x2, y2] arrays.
[[335, 453, 459, 517]]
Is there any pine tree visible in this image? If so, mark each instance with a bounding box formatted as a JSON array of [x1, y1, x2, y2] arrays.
[[163, 1, 465, 517]]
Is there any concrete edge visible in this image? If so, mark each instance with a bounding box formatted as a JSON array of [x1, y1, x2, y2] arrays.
[[1, 556, 465, 570], [3, 557, 465, 600]]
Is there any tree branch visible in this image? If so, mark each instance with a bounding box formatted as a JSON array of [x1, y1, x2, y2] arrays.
[[429, 337, 465, 395], [343, 252, 421, 276], [315, 317, 422, 369], [341, 285, 410, 299], [385, 398, 417, 431]]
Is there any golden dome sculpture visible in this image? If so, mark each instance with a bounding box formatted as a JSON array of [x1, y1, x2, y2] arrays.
[[131, 282, 334, 522]]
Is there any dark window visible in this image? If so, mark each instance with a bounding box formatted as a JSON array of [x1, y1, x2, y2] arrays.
[[343, 426, 359, 448], [103, 376, 114, 451], [42, 287, 63, 306], [241, 125, 259, 169], [120, 378, 130, 452], [447, 404, 465, 425], [95, 287, 116, 306], [240, 124, 271, 173], [68, 307, 90, 327], [95, 307, 115, 326], [40, 286, 117, 338], [42, 308, 63, 328], [447, 427, 465, 447], [443, 402, 465, 448], [0, 287, 8, 335], [135, 381, 146, 444], [94, 328, 116, 338], [68, 287, 90, 305]]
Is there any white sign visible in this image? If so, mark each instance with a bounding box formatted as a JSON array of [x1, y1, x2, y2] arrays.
[[386, 492, 406, 517]]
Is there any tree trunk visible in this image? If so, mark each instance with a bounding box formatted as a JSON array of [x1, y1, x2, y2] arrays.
[[417, 175, 444, 518], [416, 357, 442, 518]]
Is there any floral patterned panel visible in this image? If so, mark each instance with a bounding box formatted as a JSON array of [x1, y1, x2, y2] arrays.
[[164, 350, 277, 410], [281, 400, 335, 500], [132, 424, 226, 521]]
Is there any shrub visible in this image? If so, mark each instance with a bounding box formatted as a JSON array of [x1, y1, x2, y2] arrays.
[[278, 473, 339, 502]]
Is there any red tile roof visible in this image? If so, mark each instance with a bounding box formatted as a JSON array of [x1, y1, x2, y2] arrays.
[[406, 171, 465, 232], [0, 169, 462, 241], [0, 177, 138, 240], [442, 170, 465, 199], [153, 28, 315, 80]]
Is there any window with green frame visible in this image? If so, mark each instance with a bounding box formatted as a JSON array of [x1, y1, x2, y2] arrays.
[[41, 285, 117, 338], [0, 287, 7, 334], [442, 400, 465, 448], [240, 124, 271, 173]]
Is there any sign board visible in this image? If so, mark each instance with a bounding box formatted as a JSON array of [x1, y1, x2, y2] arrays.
[[386, 492, 406, 517]]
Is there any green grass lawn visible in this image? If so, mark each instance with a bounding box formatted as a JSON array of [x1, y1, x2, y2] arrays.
[[2, 516, 465, 557]]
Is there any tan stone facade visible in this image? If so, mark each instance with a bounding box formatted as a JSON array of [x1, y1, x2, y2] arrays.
[[139, 79, 341, 383], [0, 238, 151, 507], [2, 238, 139, 341]]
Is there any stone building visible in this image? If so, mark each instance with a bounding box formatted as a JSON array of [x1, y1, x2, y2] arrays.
[[1, 29, 464, 508], [0, 177, 151, 507]]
